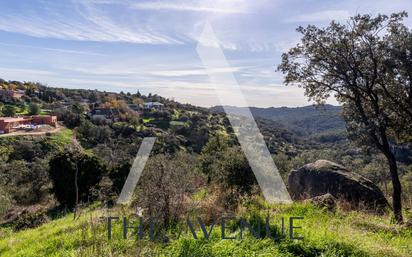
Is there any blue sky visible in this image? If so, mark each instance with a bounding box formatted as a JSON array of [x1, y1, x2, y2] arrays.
[[0, 0, 411, 107]]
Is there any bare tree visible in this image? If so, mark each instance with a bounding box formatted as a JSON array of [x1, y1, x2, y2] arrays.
[[133, 153, 197, 227], [68, 137, 83, 220]]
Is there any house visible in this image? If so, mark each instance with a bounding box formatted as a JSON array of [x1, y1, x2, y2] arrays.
[[143, 102, 164, 110], [0, 115, 57, 134], [80, 99, 91, 106], [89, 108, 120, 121], [0, 117, 30, 133], [31, 115, 58, 126], [0, 89, 24, 101], [127, 104, 142, 112]]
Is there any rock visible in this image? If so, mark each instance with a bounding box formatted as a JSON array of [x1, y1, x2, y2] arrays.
[[405, 220, 412, 229], [288, 160, 389, 211], [0, 205, 49, 230], [306, 193, 337, 211]]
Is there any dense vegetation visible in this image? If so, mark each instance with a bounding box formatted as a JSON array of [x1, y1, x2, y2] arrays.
[[0, 78, 411, 256], [211, 104, 345, 137]]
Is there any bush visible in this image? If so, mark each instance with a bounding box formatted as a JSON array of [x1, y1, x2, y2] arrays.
[[12, 210, 49, 231], [0, 159, 50, 205], [109, 162, 132, 194], [0, 187, 11, 217], [3, 105, 16, 117], [28, 103, 41, 115], [133, 153, 198, 227], [216, 147, 257, 194], [75, 120, 112, 146]]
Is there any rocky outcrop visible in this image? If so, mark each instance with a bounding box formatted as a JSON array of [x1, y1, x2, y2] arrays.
[[288, 160, 389, 211]]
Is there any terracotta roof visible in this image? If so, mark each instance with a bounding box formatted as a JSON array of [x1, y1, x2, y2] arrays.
[[0, 117, 28, 122]]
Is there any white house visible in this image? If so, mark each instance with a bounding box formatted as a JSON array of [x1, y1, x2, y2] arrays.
[[143, 102, 164, 110]]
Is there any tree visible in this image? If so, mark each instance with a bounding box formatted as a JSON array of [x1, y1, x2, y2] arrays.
[[278, 13, 411, 223], [60, 110, 82, 128], [200, 135, 256, 195], [129, 116, 140, 130], [71, 102, 84, 114], [10, 140, 43, 162], [3, 105, 16, 117], [0, 158, 50, 205], [29, 103, 41, 115], [199, 134, 230, 183], [134, 153, 197, 227], [216, 147, 257, 194], [49, 140, 106, 211]]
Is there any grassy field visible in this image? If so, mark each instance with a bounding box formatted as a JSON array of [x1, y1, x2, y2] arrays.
[[0, 201, 410, 257], [44, 127, 73, 149]]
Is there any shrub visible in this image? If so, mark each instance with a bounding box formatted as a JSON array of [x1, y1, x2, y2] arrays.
[[133, 153, 198, 227], [3, 105, 16, 117], [28, 103, 41, 115], [12, 210, 49, 231], [109, 162, 132, 194], [0, 159, 50, 205], [0, 187, 11, 217]]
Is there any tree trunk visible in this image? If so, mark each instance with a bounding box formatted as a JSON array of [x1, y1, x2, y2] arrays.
[[74, 162, 79, 220], [383, 149, 403, 223]]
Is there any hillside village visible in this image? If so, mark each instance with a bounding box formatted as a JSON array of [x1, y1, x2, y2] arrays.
[[0, 80, 185, 137]]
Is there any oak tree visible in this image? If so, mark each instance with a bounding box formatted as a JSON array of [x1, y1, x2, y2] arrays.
[[278, 12, 412, 223]]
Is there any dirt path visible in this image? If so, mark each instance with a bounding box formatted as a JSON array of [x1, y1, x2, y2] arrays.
[[0, 126, 63, 137]]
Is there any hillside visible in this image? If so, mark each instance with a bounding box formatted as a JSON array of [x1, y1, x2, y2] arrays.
[[210, 105, 345, 137], [1, 80, 411, 257], [0, 200, 411, 257], [2, 4, 412, 257]]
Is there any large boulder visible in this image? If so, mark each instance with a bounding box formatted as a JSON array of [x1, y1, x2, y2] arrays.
[[288, 160, 388, 211]]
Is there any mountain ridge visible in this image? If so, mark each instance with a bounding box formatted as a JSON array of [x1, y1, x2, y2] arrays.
[[209, 104, 345, 137]]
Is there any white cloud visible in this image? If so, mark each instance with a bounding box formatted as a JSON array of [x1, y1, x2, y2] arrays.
[[76, 1, 184, 44], [0, 42, 106, 56], [0, 0, 279, 52], [0, 67, 57, 76], [0, 1, 183, 45], [145, 66, 244, 77], [131, 0, 250, 14], [284, 10, 350, 23]]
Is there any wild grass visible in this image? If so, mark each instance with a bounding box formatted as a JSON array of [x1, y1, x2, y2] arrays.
[[47, 128, 73, 150], [0, 201, 410, 257]]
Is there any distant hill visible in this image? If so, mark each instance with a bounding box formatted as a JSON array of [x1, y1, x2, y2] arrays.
[[210, 105, 346, 138]]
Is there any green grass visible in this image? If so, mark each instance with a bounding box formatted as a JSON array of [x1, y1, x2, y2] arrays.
[[15, 105, 28, 115], [2, 104, 50, 116], [39, 109, 51, 115], [47, 128, 73, 150], [171, 110, 180, 120], [0, 202, 410, 257], [143, 118, 154, 123]]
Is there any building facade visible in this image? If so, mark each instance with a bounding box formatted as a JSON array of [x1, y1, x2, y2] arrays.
[[0, 115, 57, 134]]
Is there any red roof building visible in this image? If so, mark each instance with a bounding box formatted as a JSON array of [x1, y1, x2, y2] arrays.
[[0, 115, 57, 134]]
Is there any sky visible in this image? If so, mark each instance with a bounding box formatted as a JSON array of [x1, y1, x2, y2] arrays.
[[0, 0, 411, 107]]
